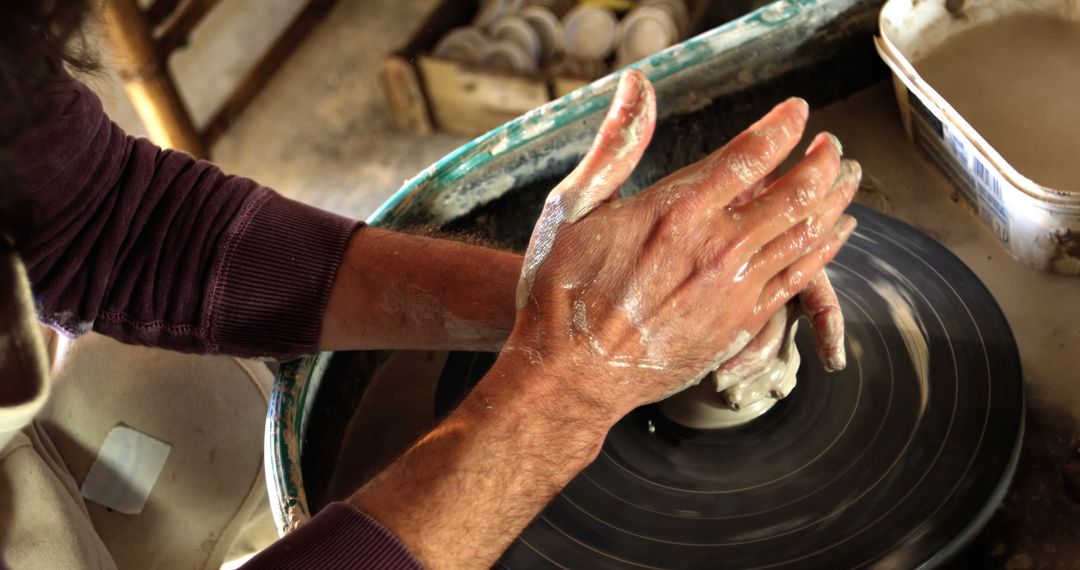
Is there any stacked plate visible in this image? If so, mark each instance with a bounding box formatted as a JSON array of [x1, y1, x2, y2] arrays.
[[431, 0, 689, 75], [433, 0, 569, 73], [559, 0, 688, 73]]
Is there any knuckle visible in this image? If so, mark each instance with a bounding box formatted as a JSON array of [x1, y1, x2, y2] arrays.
[[789, 175, 821, 210], [718, 131, 777, 185], [799, 215, 828, 246], [784, 266, 807, 292], [702, 242, 742, 277], [656, 204, 695, 239], [718, 150, 764, 186]]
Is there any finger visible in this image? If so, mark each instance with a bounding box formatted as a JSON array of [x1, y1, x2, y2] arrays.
[[553, 69, 657, 223], [728, 132, 833, 208], [746, 159, 860, 277], [804, 131, 842, 158], [517, 71, 655, 307], [730, 167, 783, 207], [801, 271, 846, 372], [731, 135, 846, 254], [755, 215, 857, 318], [654, 97, 809, 208], [731, 132, 836, 207]]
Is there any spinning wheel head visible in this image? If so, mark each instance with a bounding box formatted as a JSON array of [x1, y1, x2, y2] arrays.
[[436, 205, 1023, 568]]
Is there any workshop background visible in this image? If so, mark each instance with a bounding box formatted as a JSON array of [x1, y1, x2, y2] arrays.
[[59, 0, 1080, 568], [86, 0, 466, 221]]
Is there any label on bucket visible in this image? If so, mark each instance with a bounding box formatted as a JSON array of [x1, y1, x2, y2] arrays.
[[908, 89, 1011, 243]]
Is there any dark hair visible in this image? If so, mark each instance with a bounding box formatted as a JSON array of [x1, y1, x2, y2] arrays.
[[0, 0, 97, 252]]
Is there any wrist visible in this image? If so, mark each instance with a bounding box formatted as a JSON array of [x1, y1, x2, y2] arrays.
[[471, 352, 616, 471]]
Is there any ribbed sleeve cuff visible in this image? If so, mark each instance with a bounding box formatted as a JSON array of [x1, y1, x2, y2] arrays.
[[209, 191, 362, 358], [242, 503, 423, 569]]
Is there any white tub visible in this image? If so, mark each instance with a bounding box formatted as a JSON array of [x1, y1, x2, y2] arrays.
[[876, 0, 1080, 275]]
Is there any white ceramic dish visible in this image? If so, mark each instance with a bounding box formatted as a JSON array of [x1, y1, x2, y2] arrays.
[[617, 6, 678, 67], [474, 0, 525, 29], [562, 6, 618, 60], [490, 14, 543, 64], [481, 39, 538, 72], [521, 6, 564, 62], [643, 0, 690, 37], [432, 26, 488, 63]]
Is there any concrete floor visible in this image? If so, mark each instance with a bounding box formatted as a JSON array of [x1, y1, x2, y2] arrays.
[[86, 0, 468, 220]]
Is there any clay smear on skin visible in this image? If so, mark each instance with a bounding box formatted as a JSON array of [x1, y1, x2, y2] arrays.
[[381, 284, 502, 343]]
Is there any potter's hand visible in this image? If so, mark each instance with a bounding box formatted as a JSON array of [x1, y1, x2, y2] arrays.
[[713, 271, 848, 404], [346, 71, 859, 570], [505, 69, 859, 422], [711, 133, 857, 408]]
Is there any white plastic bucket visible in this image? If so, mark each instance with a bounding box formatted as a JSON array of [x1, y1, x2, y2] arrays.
[[876, 0, 1080, 275]]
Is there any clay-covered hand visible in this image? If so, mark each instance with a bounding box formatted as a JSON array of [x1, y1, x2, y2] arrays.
[[501, 69, 860, 423], [712, 270, 847, 405], [710, 133, 856, 409]]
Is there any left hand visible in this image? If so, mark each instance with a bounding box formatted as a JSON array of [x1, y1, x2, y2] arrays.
[[710, 133, 851, 401]]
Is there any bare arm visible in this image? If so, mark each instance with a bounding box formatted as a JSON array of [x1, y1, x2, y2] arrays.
[[320, 229, 522, 352], [348, 351, 610, 565]]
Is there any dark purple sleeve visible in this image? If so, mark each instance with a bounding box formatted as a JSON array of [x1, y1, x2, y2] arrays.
[[241, 503, 423, 569], [12, 76, 362, 358]]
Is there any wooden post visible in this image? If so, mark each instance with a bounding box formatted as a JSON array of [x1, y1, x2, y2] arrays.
[[99, 0, 208, 158]]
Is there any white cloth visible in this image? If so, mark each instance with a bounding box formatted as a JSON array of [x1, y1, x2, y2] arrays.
[[0, 252, 278, 569]]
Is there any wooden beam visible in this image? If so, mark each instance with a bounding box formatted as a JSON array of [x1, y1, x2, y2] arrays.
[[156, 0, 222, 56], [100, 0, 207, 157], [201, 0, 338, 145]]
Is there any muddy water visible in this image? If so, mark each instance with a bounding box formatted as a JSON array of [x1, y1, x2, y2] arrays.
[[915, 13, 1080, 193]]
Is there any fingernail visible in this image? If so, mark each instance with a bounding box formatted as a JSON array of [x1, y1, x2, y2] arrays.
[[847, 160, 862, 183], [833, 159, 862, 189], [616, 71, 642, 109], [792, 97, 810, 120], [825, 351, 847, 372], [840, 215, 857, 236], [826, 133, 843, 156]]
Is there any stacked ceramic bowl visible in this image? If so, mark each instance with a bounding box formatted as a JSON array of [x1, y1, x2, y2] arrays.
[[433, 0, 570, 73], [432, 0, 689, 76], [562, 0, 687, 70]]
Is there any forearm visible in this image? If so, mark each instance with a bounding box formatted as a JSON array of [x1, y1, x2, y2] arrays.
[[321, 227, 523, 352], [346, 354, 612, 568]]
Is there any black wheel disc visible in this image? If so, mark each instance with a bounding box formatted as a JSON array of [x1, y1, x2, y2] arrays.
[[436, 205, 1024, 569]]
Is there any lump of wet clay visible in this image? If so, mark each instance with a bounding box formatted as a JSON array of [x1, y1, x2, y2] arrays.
[[658, 313, 800, 429]]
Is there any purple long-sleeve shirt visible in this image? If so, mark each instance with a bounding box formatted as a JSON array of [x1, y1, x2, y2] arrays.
[[11, 74, 421, 569]]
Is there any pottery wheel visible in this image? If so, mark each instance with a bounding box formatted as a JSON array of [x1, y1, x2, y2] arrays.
[[435, 205, 1024, 568]]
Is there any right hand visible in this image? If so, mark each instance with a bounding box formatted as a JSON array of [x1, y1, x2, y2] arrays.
[[502, 70, 860, 424]]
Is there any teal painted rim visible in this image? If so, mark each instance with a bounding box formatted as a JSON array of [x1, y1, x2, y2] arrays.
[[365, 0, 821, 228], [265, 0, 840, 536]]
